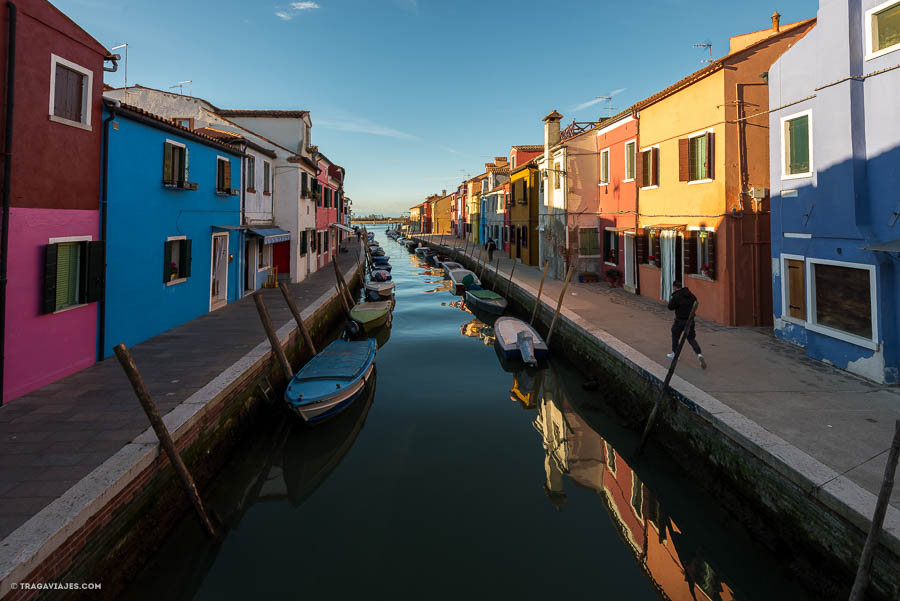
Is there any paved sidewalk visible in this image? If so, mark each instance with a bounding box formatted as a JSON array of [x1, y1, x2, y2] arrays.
[[427, 235, 900, 509], [0, 241, 363, 540]]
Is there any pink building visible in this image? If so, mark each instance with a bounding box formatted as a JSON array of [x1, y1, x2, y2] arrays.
[[1, 1, 114, 403], [314, 153, 344, 269]]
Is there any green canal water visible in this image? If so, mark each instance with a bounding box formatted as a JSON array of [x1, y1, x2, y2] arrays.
[[122, 226, 811, 601]]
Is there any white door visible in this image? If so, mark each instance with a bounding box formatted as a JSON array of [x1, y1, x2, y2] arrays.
[[210, 233, 228, 309], [624, 233, 635, 290], [660, 230, 676, 301]]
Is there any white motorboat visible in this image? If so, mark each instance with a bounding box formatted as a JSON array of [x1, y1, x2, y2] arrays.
[[447, 268, 480, 294], [494, 317, 548, 365]]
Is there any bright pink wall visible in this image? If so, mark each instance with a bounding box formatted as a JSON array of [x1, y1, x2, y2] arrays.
[[4, 207, 98, 403], [597, 118, 638, 230]]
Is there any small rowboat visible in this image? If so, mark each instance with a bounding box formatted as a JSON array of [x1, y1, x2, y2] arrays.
[[404, 240, 418, 251], [371, 269, 392, 281], [349, 300, 393, 333], [371, 262, 392, 272], [365, 280, 395, 300], [428, 253, 450, 266], [447, 268, 480, 294], [284, 339, 376, 423], [494, 316, 547, 365], [414, 246, 432, 256], [372, 248, 386, 257], [372, 255, 390, 264], [367, 232, 375, 240], [441, 261, 463, 276], [465, 289, 508, 316]]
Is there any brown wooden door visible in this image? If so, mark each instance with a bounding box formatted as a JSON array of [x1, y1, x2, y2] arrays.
[[786, 259, 805, 319]]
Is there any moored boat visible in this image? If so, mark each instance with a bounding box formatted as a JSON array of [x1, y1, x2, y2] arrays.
[[465, 289, 508, 316], [441, 261, 463, 276], [349, 300, 393, 333], [447, 268, 480, 294], [371, 269, 392, 281], [284, 339, 377, 423], [494, 316, 548, 365], [365, 280, 395, 300]]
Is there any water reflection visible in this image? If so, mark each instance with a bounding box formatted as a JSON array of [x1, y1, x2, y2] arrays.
[[533, 367, 736, 601], [459, 318, 494, 345]]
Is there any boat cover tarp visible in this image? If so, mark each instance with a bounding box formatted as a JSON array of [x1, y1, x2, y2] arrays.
[[295, 340, 375, 383], [469, 289, 504, 300]]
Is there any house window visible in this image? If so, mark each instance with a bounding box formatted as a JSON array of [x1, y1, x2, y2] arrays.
[[783, 257, 806, 321], [697, 231, 711, 275], [42, 239, 103, 313], [579, 227, 602, 257], [316, 183, 322, 207], [246, 156, 256, 192], [163, 141, 189, 188], [163, 237, 191, 283], [689, 135, 706, 181], [641, 148, 659, 188], [782, 111, 813, 178], [258, 243, 272, 269], [520, 226, 528, 248], [511, 156, 516, 169], [323, 230, 330, 252], [173, 117, 193, 129], [301, 172, 309, 197], [624, 141, 636, 181], [809, 261, 876, 344], [216, 157, 232, 194], [300, 230, 308, 255], [680, 132, 714, 182], [603, 229, 618, 264], [866, 0, 900, 59], [263, 161, 271, 195], [600, 149, 609, 185], [49, 55, 92, 129], [325, 187, 332, 208]]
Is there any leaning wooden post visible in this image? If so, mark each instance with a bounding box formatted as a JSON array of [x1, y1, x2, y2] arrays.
[[506, 259, 517, 297], [546, 265, 575, 345], [332, 248, 355, 309], [113, 343, 217, 538], [491, 257, 501, 291], [278, 283, 316, 356], [530, 259, 550, 325], [636, 302, 699, 455], [253, 292, 293, 380], [848, 419, 900, 601]]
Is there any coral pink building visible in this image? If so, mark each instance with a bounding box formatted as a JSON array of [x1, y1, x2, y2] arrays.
[[314, 153, 344, 269], [0, 0, 114, 403]]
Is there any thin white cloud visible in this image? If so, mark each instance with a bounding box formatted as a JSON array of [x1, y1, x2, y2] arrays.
[[439, 145, 463, 156], [275, 1, 320, 20], [317, 117, 420, 141], [572, 88, 627, 113]]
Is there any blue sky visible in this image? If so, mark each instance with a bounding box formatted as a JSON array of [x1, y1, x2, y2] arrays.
[[58, 0, 818, 216]]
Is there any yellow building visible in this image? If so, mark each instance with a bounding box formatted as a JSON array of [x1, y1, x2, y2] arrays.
[[636, 16, 814, 326], [465, 174, 485, 244], [409, 203, 423, 233], [432, 193, 453, 235], [508, 159, 540, 266]]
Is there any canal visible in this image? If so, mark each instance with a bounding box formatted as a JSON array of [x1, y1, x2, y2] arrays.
[[123, 226, 811, 601]]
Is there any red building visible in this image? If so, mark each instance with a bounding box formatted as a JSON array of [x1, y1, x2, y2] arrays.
[[314, 153, 344, 269], [0, 0, 115, 403]]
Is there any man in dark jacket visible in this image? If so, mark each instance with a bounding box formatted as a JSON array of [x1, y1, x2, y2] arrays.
[[666, 280, 706, 369], [486, 237, 497, 262]]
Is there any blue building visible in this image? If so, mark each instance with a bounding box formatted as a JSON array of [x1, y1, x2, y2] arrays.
[[100, 100, 244, 357], [769, 0, 900, 383]]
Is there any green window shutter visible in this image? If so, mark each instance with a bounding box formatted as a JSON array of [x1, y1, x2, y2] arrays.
[[705, 132, 714, 179], [183, 147, 190, 185], [182, 239, 192, 278], [43, 243, 59, 313], [163, 241, 173, 282], [56, 242, 79, 309], [788, 116, 809, 174], [85, 241, 105, 303], [163, 143, 174, 184]]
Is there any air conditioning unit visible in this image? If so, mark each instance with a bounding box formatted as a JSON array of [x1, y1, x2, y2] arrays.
[[750, 186, 767, 200]]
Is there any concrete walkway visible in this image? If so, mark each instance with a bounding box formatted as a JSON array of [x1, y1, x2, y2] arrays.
[[0, 241, 364, 540], [424, 234, 900, 509]]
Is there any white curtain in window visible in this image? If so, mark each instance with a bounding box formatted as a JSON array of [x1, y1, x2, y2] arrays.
[[660, 230, 676, 301]]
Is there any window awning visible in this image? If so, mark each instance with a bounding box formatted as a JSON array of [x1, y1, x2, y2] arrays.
[[644, 223, 686, 231], [248, 227, 291, 245], [329, 222, 354, 233], [862, 239, 900, 252], [604, 226, 634, 232]]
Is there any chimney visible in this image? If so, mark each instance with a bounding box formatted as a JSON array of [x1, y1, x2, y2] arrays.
[[543, 110, 563, 157], [771, 11, 781, 32], [442, 189, 446, 196]]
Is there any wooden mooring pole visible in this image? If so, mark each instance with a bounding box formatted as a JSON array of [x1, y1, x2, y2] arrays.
[[545, 265, 575, 345], [636, 302, 699, 455], [253, 292, 293, 380], [112, 343, 217, 538], [506, 260, 517, 297], [530, 259, 550, 326], [278, 283, 316, 356], [848, 419, 900, 601]]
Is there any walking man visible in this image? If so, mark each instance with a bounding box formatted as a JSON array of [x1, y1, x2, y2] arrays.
[[666, 280, 706, 369], [487, 237, 497, 262]]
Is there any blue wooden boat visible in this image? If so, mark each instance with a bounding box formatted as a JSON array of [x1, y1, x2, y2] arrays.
[[284, 339, 377, 423]]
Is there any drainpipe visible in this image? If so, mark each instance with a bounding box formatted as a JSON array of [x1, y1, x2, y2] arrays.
[[98, 101, 117, 361], [0, 1, 16, 405]]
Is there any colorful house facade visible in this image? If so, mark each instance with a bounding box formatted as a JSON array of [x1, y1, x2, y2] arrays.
[[101, 101, 243, 358], [769, 0, 899, 383], [313, 153, 344, 269], [635, 15, 815, 326], [1, 0, 115, 403], [508, 158, 540, 266]]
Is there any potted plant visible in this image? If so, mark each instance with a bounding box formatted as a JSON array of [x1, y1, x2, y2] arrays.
[[701, 263, 712, 278], [605, 268, 621, 287], [647, 255, 657, 268], [168, 262, 178, 281]]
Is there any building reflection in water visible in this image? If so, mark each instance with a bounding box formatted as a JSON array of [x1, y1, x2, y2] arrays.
[[532, 368, 736, 601], [459, 318, 494, 346]]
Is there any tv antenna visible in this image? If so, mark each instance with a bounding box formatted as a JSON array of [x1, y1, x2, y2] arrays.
[[110, 43, 128, 97], [694, 43, 714, 64], [170, 80, 193, 95], [595, 96, 619, 118]]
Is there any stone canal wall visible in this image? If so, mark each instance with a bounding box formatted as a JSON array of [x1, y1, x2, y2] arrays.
[[430, 238, 900, 601], [0, 260, 362, 601]]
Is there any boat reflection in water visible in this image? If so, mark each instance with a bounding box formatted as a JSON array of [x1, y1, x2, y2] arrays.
[[532, 367, 737, 601], [494, 346, 545, 410], [459, 318, 494, 345], [122, 378, 377, 601]]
